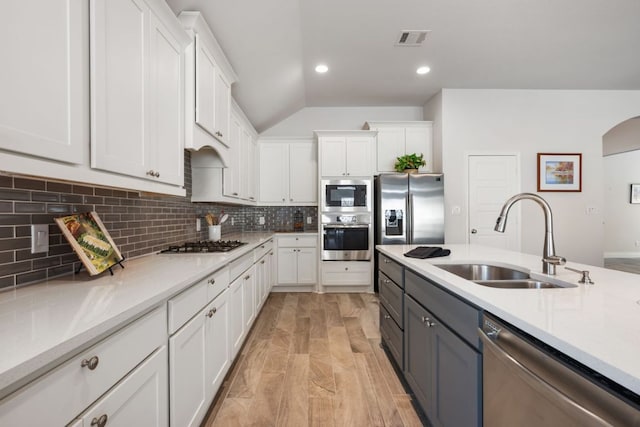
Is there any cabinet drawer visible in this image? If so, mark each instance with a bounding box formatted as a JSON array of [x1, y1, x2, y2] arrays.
[[167, 267, 229, 335], [380, 304, 403, 370], [0, 307, 166, 427], [405, 270, 481, 349], [378, 252, 403, 287], [253, 239, 273, 262], [206, 268, 230, 303], [378, 272, 403, 328], [321, 261, 371, 286], [229, 252, 253, 282], [278, 235, 316, 248]]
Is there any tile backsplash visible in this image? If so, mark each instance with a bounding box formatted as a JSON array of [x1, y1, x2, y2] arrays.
[[0, 151, 317, 291]]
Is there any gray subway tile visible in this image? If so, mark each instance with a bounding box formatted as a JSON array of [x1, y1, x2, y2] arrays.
[[0, 237, 30, 251], [0, 201, 12, 213], [16, 270, 47, 286], [15, 203, 46, 213], [46, 181, 72, 193], [0, 189, 30, 201], [32, 192, 60, 202], [0, 251, 15, 264], [72, 185, 93, 195], [0, 176, 13, 188], [0, 276, 15, 290], [14, 178, 45, 191], [0, 261, 32, 276], [0, 227, 13, 238]]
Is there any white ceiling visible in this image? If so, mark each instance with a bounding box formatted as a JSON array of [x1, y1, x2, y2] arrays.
[[166, 0, 640, 133]]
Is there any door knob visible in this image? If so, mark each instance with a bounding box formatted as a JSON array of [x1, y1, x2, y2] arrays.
[[471, 229, 478, 234]]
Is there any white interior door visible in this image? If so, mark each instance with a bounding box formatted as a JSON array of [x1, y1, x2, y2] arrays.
[[468, 155, 520, 250]]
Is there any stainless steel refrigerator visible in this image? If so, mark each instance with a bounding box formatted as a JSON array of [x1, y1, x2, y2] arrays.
[[374, 173, 444, 245]]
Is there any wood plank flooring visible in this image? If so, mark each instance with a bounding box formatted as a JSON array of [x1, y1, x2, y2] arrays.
[[203, 293, 424, 427]]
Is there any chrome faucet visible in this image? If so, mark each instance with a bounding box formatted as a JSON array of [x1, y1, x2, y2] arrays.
[[494, 193, 566, 275]]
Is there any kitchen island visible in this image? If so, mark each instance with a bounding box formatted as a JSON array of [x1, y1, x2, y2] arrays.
[[377, 243, 640, 396]]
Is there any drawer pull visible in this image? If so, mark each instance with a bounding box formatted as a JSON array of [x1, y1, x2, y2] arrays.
[[206, 308, 216, 318], [345, 267, 349, 271], [208, 278, 215, 285], [383, 259, 391, 263], [91, 414, 108, 427], [244, 275, 251, 280], [260, 260, 265, 264], [384, 314, 391, 319], [421, 316, 437, 327], [81, 356, 99, 370], [383, 279, 391, 284]]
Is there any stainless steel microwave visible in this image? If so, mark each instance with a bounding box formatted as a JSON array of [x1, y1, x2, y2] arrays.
[[321, 179, 371, 212]]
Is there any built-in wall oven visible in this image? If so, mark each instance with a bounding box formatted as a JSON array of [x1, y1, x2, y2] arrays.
[[321, 213, 371, 260], [321, 179, 371, 212]]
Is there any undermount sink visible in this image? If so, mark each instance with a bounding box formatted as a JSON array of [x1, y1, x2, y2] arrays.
[[435, 263, 530, 281], [435, 263, 576, 289]]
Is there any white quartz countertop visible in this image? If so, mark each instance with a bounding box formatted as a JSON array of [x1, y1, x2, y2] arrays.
[[0, 232, 275, 399], [377, 243, 640, 395]]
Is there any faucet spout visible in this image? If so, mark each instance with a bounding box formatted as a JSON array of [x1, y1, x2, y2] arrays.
[[494, 193, 565, 275]]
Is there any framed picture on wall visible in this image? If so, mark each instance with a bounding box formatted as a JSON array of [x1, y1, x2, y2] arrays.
[[537, 153, 582, 192], [630, 184, 640, 204]]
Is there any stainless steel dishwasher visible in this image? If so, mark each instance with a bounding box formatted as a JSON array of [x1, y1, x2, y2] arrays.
[[480, 314, 640, 427]]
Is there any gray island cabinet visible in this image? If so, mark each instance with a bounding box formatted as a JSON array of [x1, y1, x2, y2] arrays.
[[378, 254, 482, 427]]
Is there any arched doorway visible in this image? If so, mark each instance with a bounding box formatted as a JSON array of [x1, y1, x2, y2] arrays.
[[603, 116, 640, 273]]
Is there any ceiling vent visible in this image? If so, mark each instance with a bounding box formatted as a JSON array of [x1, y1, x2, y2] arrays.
[[395, 30, 430, 47]]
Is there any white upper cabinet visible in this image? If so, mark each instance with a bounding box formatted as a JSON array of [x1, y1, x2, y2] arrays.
[[0, 0, 86, 164], [90, 0, 189, 185], [365, 121, 433, 173], [179, 12, 237, 151], [316, 131, 376, 178], [259, 139, 317, 205]]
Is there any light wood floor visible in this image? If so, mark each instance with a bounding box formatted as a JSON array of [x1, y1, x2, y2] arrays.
[[203, 293, 425, 427]]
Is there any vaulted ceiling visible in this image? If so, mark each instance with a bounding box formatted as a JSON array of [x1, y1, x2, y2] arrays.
[[166, 0, 640, 133]]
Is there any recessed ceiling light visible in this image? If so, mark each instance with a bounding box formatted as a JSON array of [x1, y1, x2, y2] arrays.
[[315, 64, 329, 73], [416, 66, 431, 75]]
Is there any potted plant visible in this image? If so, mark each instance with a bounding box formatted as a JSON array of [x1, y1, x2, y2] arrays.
[[394, 153, 426, 173]]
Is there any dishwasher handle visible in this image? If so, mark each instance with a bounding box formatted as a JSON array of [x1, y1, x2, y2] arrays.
[[479, 328, 613, 426]]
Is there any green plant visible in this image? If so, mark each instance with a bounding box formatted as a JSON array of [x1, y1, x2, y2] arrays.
[[394, 153, 426, 172]]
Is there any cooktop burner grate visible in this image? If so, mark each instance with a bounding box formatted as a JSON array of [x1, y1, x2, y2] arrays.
[[160, 240, 246, 253]]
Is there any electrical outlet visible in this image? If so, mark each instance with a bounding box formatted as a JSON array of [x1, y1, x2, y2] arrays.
[[196, 218, 201, 232], [585, 206, 598, 215], [259, 216, 265, 225], [31, 224, 49, 254], [307, 216, 312, 224]]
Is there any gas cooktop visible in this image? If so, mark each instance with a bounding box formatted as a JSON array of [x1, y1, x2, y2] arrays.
[[160, 240, 246, 254]]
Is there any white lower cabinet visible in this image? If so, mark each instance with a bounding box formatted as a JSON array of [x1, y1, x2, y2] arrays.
[[0, 307, 167, 426], [70, 346, 168, 427], [204, 290, 230, 398], [168, 270, 230, 427], [242, 266, 256, 332], [229, 273, 246, 359], [275, 234, 317, 290]]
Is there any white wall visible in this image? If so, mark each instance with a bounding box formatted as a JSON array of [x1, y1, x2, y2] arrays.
[[259, 106, 424, 137], [604, 150, 640, 257], [440, 89, 640, 266], [423, 92, 443, 173]]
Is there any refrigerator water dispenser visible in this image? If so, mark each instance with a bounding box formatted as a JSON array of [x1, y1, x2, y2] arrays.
[[385, 209, 403, 235]]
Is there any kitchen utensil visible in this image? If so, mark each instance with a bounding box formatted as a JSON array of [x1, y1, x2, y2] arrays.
[[205, 213, 217, 226], [219, 213, 229, 224]]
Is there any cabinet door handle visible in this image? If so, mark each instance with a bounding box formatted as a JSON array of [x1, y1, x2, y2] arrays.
[[208, 278, 215, 285], [383, 259, 391, 264], [260, 260, 265, 264], [206, 307, 217, 318], [244, 275, 251, 280], [91, 414, 108, 427], [233, 192, 239, 196], [384, 314, 391, 319], [344, 267, 349, 271], [421, 316, 430, 323], [146, 170, 156, 177], [383, 279, 391, 284], [81, 356, 99, 370], [154, 171, 160, 178]]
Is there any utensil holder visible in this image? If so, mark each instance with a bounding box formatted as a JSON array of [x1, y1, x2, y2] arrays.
[[208, 225, 221, 241]]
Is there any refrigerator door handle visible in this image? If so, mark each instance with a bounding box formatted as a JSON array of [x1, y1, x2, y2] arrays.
[[407, 194, 413, 245]]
